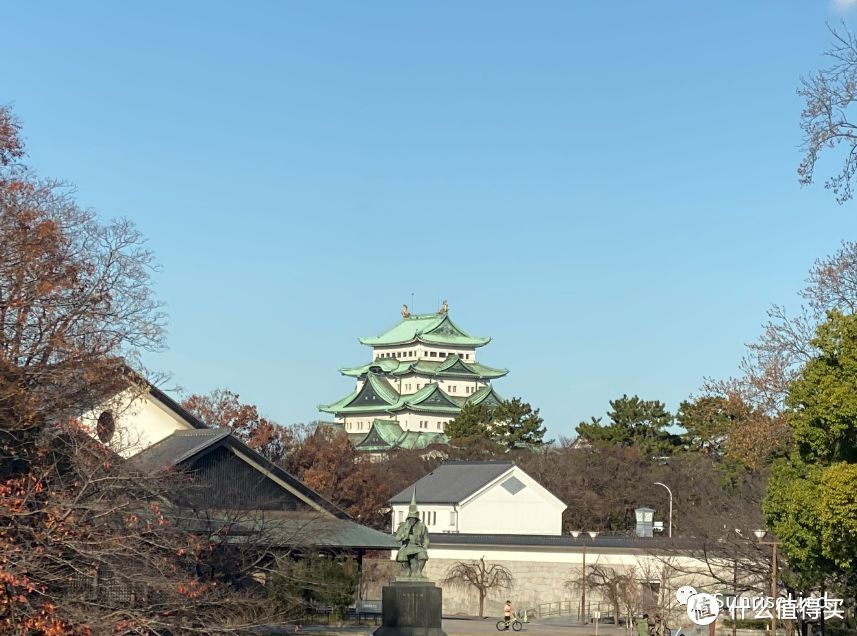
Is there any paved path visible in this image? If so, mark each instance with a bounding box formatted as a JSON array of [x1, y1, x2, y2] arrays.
[[444, 616, 628, 635], [262, 617, 629, 635]]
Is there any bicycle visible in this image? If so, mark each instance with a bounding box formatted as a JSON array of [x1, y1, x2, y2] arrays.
[[496, 617, 523, 631]]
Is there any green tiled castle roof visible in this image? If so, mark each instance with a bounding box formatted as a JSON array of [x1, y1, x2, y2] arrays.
[[318, 375, 469, 415], [318, 374, 504, 416], [355, 419, 448, 452], [467, 384, 504, 408], [323, 419, 448, 453], [339, 354, 508, 380], [358, 313, 490, 348]]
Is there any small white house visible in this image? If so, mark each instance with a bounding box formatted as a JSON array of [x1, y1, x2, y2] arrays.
[[389, 461, 567, 536]]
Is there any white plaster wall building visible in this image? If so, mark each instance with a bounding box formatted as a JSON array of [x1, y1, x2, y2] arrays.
[[79, 382, 210, 457], [384, 460, 722, 622], [389, 461, 567, 537]]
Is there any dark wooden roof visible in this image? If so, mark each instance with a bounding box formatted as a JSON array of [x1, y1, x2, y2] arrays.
[[133, 429, 349, 519], [132, 429, 229, 471]]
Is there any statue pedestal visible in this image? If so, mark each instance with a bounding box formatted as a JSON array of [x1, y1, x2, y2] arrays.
[[373, 581, 447, 636]]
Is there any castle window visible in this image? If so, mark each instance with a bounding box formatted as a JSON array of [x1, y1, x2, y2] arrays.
[[429, 352, 437, 357]]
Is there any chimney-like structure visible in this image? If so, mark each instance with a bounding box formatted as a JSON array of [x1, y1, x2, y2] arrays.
[[635, 506, 656, 538]]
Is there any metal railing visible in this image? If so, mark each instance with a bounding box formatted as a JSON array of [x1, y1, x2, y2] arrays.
[[535, 598, 617, 623]]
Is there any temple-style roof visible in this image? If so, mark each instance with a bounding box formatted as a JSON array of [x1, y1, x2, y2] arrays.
[[319, 375, 466, 415], [467, 384, 505, 408], [359, 313, 490, 348], [318, 374, 399, 414], [340, 355, 508, 380], [353, 419, 448, 452]]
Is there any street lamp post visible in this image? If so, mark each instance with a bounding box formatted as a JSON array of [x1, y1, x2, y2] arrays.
[[754, 529, 780, 636], [653, 482, 673, 538], [571, 530, 600, 625]]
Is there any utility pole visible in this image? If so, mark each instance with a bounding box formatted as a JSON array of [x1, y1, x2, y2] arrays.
[[571, 530, 599, 624], [754, 530, 780, 636]]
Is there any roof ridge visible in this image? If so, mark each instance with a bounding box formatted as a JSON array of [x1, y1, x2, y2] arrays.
[[174, 428, 230, 437], [441, 460, 515, 465]]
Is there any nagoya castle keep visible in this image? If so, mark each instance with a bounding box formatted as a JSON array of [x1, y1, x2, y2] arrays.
[[319, 301, 508, 453]]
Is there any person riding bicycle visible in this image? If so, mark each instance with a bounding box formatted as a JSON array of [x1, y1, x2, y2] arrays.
[[504, 600, 513, 624]]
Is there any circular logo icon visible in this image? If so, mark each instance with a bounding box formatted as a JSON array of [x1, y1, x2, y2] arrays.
[[686, 592, 719, 625], [675, 586, 697, 606]]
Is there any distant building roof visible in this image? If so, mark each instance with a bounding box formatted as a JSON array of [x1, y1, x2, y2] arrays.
[[389, 461, 515, 505], [358, 313, 491, 348], [427, 533, 698, 550], [340, 356, 507, 380], [319, 375, 504, 416]]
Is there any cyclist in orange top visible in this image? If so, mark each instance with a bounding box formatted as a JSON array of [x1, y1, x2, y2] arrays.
[[504, 601, 513, 622]]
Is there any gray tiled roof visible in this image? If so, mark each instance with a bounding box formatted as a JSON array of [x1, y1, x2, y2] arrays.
[[428, 533, 699, 550], [259, 515, 399, 550], [131, 428, 230, 472], [389, 461, 514, 504]]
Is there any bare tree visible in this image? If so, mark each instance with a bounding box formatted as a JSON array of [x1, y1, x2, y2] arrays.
[[705, 240, 857, 415], [442, 557, 514, 618], [798, 25, 857, 204], [0, 106, 297, 634], [567, 564, 642, 633]]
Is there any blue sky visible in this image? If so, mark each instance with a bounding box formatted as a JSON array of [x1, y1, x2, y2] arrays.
[[4, 1, 857, 439]]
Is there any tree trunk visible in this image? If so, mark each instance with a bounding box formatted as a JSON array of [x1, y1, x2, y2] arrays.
[[479, 589, 486, 618]]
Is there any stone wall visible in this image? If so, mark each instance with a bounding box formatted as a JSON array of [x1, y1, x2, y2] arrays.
[[363, 554, 714, 622], [363, 557, 593, 618]]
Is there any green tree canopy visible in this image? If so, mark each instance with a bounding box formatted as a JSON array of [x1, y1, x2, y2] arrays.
[[446, 398, 548, 452], [677, 395, 741, 455], [445, 402, 493, 442], [576, 395, 679, 457], [786, 310, 857, 464], [765, 311, 857, 589], [493, 397, 548, 450]]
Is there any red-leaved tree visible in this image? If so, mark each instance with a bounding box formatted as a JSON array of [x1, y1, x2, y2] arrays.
[[0, 107, 283, 634], [181, 388, 294, 463]]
